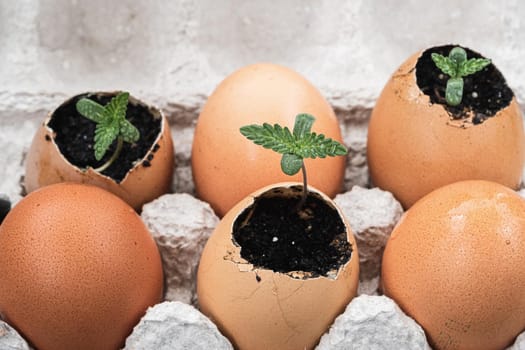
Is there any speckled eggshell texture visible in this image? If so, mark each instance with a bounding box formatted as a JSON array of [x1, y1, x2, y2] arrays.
[[382, 180, 525, 350], [367, 50, 525, 209], [24, 92, 175, 212], [0, 183, 164, 350], [191, 63, 346, 217], [197, 182, 359, 350]]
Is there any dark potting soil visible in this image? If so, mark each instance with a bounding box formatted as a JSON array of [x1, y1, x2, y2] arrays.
[[48, 93, 161, 182], [232, 186, 352, 278], [416, 44, 513, 124], [0, 196, 11, 225]]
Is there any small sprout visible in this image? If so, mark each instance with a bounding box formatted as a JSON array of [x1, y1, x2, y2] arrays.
[[76, 92, 140, 172], [431, 46, 491, 106], [240, 114, 347, 211]]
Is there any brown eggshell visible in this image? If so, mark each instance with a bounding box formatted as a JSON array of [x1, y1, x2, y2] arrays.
[[24, 93, 175, 211], [192, 63, 346, 217], [367, 50, 525, 209], [382, 180, 525, 350], [197, 182, 359, 350], [0, 183, 163, 350]]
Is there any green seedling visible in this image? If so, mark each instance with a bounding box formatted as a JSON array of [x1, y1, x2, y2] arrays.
[[240, 113, 347, 210], [431, 46, 491, 106], [76, 92, 139, 172]]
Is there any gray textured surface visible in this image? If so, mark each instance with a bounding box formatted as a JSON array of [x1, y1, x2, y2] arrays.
[[141, 193, 219, 304], [335, 186, 403, 284], [2, 1, 525, 107], [316, 295, 431, 350], [0, 321, 32, 350], [0, 121, 38, 204], [508, 333, 525, 350], [124, 301, 232, 350], [357, 276, 380, 296]]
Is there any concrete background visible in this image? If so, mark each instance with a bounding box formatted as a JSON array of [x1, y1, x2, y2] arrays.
[[1, 0, 525, 201]]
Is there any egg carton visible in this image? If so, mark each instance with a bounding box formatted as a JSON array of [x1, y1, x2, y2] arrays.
[[0, 105, 524, 349]]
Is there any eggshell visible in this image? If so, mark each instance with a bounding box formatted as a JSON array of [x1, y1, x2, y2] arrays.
[[24, 92, 175, 211], [367, 50, 525, 208], [191, 63, 346, 217], [197, 182, 359, 350], [382, 180, 525, 350], [0, 183, 163, 350]]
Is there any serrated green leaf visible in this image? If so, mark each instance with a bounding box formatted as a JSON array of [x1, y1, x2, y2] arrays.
[[458, 58, 491, 77], [76, 98, 105, 123], [104, 92, 129, 123], [94, 123, 118, 161], [295, 132, 348, 159], [240, 116, 348, 160], [293, 114, 315, 138], [445, 77, 464, 106], [281, 153, 302, 175], [75, 91, 141, 169], [240, 124, 296, 155], [431, 53, 458, 78], [119, 119, 140, 143]]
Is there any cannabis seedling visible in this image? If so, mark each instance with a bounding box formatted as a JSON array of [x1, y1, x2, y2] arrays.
[[240, 114, 347, 210], [431, 46, 491, 107], [76, 92, 139, 172]]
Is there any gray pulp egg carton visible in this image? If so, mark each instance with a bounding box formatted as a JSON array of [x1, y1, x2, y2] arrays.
[[0, 116, 414, 348], [0, 91, 411, 348], [2, 99, 525, 349], [3, 1, 525, 348]]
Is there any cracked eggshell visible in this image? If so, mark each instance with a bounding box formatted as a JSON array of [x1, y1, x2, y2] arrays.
[[367, 50, 525, 209], [197, 182, 359, 350], [191, 63, 346, 217], [24, 92, 175, 211], [382, 180, 525, 350], [0, 183, 164, 350]]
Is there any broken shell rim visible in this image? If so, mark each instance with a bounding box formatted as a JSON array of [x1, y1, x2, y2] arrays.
[[42, 91, 167, 184], [410, 44, 516, 126], [223, 182, 357, 281]]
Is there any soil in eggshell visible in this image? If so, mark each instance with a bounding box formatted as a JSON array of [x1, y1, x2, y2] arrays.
[[48, 93, 162, 182], [416, 44, 513, 124], [232, 186, 352, 277]]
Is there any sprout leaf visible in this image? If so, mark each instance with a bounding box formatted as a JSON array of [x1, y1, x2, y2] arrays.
[[431, 46, 492, 106], [240, 113, 348, 211], [76, 91, 139, 171]]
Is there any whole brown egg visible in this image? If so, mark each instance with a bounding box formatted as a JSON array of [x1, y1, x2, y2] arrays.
[[382, 180, 525, 350], [0, 183, 163, 350], [191, 63, 346, 217], [367, 45, 525, 209]]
